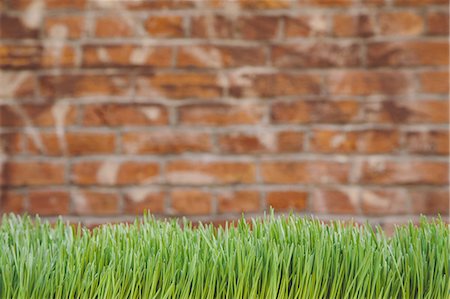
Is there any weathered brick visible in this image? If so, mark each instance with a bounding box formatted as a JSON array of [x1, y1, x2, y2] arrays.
[[311, 188, 358, 214], [310, 129, 399, 154], [285, 15, 328, 37], [72, 190, 120, 215], [300, 0, 355, 7], [44, 15, 84, 39], [124, 188, 165, 214], [266, 191, 308, 211], [261, 161, 350, 184], [271, 100, 360, 124], [94, 16, 133, 37], [229, 73, 321, 98], [26, 133, 64, 156], [170, 189, 212, 215], [136, 73, 222, 99], [427, 12, 449, 35], [82, 45, 172, 68], [124, 0, 194, 9], [39, 75, 131, 98], [29, 190, 70, 215], [0, 13, 39, 39], [166, 160, 255, 185], [1, 191, 25, 213], [45, 0, 87, 9], [0, 44, 41, 69], [0, 104, 76, 127], [403, 130, 449, 155], [419, 71, 449, 94], [218, 131, 304, 154], [394, 0, 448, 6], [83, 104, 168, 126], [361, 189, 409, 215], [410, 189, 449, 215], [72, 161, 160, 185], [332, 13, 374, 37], [191, 15, 234, 38], [122, 131, 211, 154], [236, 16, 279, 40], [218, 190, 260, 213], [177, 45, 265, 68], [362, 100, 449, 124], [1, 161, 65, 186], [0, 72, 36, 98], [41, 45, 76, 68], [272, 43, 360, 68], [66, 132, 116, 156], [145, 16, 184, 37], [178, 103, 263, 126], [357, 160, 448, 185], [367, 41, 449, 66], [379, 11, 424, 36], [239, 0, 291, 9], [0, 133, 22, 154], [327, 71, 412, 95]]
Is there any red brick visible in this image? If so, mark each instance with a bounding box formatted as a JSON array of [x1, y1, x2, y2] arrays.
[[178, 103, 263, 126], [239, 0, 291, 9], [266, 191, 308, 211], [218, 190, 260, 213], [26, 133, 64, 156], [358, 160, 448, 185], [82, 45, 172, 68], [29, 190, 70, 215], [272, 43, 360, 68], [124, 189, 165, 214], [122, 131, 210, 154], [410, 189, 449, 215], [361, 189, 409, 215], [0, 13, 39, 39], [261, 161, 350, 184], [1, 191, 25, 213], [403, 130, 449, 155], [170, 189, 212, 215], [311, 188, 358, 214], [0, 104, 77, 127], [45, 0, 86, 9], [285, 15, 328, 37], [177, 45, 265, 68], [1, 161, 65, 186], [39, 75, 131, 98], [0, 133, 22, 154], [394, 0, 448, 6], [218, 131, 304, 154], [367, 41, 449, 67], [378, 11, 424, 36], [72, 161, 160, 185], [229, 73, 321, 98], [124, 0, 194, 9], [41, 45, 76, 68], [94, 16, 133, 37], [362, 100, 449, 124], [66, 132, 116, 156], [310, 129, 399, 154], [271, 100, 360, 124], [166, 160, 256, 185], [82, 104, 168, 126], [328, 71, 412, 95], [145, 16, 184, 37], [332, 14, 374, 37], [300, 0, 356, 6], [191, 15, 234, 38], [73, 190, 120, 216], [419, 71, 449, 94], [136, 73, 222, 99], [236, 16, 279, 40], [0, 44, 41, 69], [427, 12, 449, 35], [0, 72, 36, 98], [44, 15, 84, 39]]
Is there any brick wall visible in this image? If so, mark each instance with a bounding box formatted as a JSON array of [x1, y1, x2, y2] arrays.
[[0, 0, 448, 227]]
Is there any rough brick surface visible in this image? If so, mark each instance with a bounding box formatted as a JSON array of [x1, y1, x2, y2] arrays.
[[1, 0, 448, 226]]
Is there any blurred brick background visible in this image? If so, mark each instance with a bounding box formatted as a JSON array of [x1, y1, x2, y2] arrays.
[[0, 0, 448, 227]]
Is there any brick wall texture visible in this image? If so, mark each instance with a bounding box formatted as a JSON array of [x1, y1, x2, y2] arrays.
[[0, 0, 449, 227]]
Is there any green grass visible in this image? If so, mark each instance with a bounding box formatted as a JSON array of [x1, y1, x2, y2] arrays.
[[0, 213, 448, 299]]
